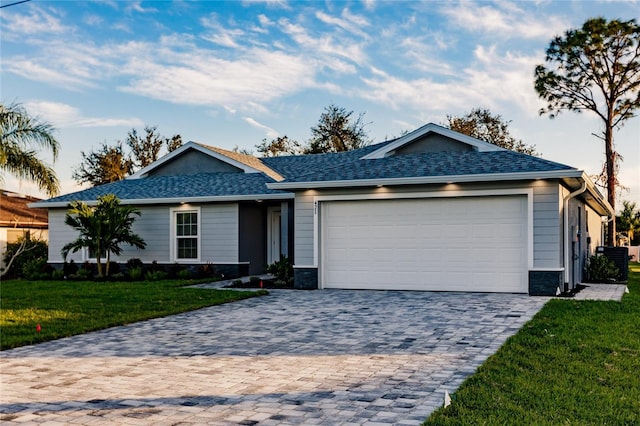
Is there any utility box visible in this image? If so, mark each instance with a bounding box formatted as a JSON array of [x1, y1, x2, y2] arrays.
[[602, 247, 629, 282]]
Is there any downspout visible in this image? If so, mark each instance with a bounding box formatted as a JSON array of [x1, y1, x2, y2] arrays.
[[563, 181, 587, 292]]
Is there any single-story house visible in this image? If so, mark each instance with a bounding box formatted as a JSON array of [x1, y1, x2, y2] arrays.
[[31, 123, 613, 295], [1, 190, 49, 271]]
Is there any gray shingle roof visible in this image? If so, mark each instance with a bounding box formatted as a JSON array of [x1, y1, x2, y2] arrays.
[[43, 172, 288, 204], [273, 150, 575, 183], [37, 137, 577, 205]]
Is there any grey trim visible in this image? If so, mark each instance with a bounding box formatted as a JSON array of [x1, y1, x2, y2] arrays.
[[30, 193, 294, 208], [267, 170, 584, 190]]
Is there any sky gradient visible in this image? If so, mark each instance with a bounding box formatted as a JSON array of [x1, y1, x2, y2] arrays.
[[1, 0, 639, 208]]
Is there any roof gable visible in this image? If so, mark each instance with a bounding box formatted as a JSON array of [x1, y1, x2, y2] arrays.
[[361, 123, 504, 159], [129, 142, 284, 181]]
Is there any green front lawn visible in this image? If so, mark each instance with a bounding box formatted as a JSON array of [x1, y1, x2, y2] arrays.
[[0, 279, 266, 350], [426, 263, 640, 425]]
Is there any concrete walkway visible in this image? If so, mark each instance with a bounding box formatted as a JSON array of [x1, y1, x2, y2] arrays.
[[0, 290, 547, 425], [571, 283, 628, 301]]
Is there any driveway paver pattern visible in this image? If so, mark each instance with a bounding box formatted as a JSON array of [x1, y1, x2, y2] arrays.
[[1, 290, 547, 425]]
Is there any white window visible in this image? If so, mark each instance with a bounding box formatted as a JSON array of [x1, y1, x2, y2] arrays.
[[171, 207, 201, 262]]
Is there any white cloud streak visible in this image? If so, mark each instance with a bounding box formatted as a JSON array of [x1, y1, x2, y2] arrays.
[[243, 117, 280, 138], [24, 101, 144, 128]]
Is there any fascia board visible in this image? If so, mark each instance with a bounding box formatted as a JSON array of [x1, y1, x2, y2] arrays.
[[29, 192, 294, 208], [267, 169, 584, 190]]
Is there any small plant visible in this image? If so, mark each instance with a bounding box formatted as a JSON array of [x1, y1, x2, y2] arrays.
[[75, 267, 93, 280], [249, 276, 261, 283], [232, 279, 243, 286], [145, 270, 168, 281], [111, 272, 126, 281], [177, 269, 192, 279], [266, 255, 294, 284], [197, 262, 217, 278], [586, 254, 620, 282], [128, 266, 144, 281], [52, 269, 65, 280]]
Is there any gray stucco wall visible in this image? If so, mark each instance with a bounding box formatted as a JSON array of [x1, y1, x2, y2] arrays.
[[292, 180, 563, 269]]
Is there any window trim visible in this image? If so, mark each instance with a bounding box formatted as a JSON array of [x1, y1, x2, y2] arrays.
[[170, 206, 201, 263]]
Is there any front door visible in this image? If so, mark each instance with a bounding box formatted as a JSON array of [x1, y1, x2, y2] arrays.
[[267, 207, 281, 265]]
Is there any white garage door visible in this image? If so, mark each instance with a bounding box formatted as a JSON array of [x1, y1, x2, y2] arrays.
[[321, 196, 528, 293]]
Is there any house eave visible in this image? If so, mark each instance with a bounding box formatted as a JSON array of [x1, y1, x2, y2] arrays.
[[29, 192, 294, 208], [267, 170, 585, 190]]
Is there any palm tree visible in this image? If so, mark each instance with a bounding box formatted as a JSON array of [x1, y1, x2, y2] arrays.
[[61, 194, 146, 277], [0, 103, 60, 196], [617, 201, 640, 245]]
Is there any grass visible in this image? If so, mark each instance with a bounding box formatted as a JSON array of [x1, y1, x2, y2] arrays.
[[0, 279, 266, 350], [425, 263, 640, 426]]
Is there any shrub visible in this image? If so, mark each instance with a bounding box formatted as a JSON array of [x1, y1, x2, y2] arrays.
[[63, 260, 79, 277], [249, 276, 261, 283], [2, 235, 48, 278], [75, 268, 93, 280], [197, 262, 217, 278], [145, 270, 168, 281], [266, 255, 294, 284], [107, 261, 120, 275], [128, 266, 144, 281], [127, 258, 143, 270], [111, 272, 126, 281], [177, 269, 192, 279], [586, 254, 620, 282], [22, 258, 53, 280], [52, 269, 65, 280]]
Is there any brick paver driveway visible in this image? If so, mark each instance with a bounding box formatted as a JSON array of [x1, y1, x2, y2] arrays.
[[0, 290, 547, 425]]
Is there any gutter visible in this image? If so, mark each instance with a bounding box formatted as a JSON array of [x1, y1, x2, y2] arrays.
[[267, 169, 584, 190], [29, 192, 295, 208], [563, 180, 587, 292]]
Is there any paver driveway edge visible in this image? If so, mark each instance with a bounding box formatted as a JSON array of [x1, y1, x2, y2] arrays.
[[0, 290, 548, 425]]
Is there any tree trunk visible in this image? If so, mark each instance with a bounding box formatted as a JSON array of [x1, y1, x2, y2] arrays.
[[605, 121, 616, 246]]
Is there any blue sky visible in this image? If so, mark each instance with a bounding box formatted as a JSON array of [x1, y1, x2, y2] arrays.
[[1, 0, 639, 208]]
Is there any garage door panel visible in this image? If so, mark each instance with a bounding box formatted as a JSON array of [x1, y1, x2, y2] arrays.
[[321, 196, 528, 293]]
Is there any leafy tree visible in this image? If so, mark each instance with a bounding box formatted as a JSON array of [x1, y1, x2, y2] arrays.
[[304, 104, 371, 154], [74, 126, 182, 187], [0, 103, 60, 196], [1, 233, 48, 278], [445, 108, 538, 155], [61, 194, 146, 277], [73, 142, 133, 186], [255, 135, 301, 157], [617, 200, 640, 245], [126, 125, 183, 169], [534, 17, 640, 244]]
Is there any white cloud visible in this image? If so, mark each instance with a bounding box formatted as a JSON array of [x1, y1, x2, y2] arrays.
[[0, 5, 71, 38], [24, 101, 144, 128], [118, 47, 317, 110], [441, 0, 568, 40], [243, 117, 280, 138], [125, 1, 158, 14]]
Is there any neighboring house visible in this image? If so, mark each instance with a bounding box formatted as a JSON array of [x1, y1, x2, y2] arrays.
[[31, 123, 613, 295], [1, 190, 49, 271]]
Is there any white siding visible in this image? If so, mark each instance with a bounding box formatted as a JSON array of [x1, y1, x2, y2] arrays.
[[48, 209, 79, 262]]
